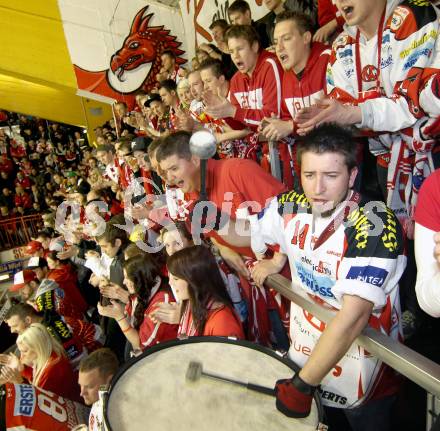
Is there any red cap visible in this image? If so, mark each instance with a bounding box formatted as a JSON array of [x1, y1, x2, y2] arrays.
[[10, 270, 38, 292], [25, 240, 43, 255]]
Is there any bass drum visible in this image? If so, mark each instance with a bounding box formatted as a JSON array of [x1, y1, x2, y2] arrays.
[[104, 337, 325, 431]]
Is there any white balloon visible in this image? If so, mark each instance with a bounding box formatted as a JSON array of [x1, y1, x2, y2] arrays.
[[189, 130, 217, 160]]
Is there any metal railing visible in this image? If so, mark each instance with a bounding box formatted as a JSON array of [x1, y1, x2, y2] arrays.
[[0, 214, 43, 251], [266, 273, 440, 398]]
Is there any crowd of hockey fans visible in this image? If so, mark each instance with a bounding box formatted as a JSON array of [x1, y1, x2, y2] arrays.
[[1, 1, 440, 430]]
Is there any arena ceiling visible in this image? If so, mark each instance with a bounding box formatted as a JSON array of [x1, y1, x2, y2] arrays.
[[0, 0, 112, 134]]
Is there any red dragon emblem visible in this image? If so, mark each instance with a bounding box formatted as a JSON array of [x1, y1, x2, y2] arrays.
[[73, 6, 186, 108]]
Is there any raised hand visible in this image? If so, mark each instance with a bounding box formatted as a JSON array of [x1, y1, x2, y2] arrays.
[[203, 90, 236, 119]]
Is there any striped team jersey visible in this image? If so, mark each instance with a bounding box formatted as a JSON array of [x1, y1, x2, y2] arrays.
[[228, 50, 283, 130], [253, 189, 406, 408]]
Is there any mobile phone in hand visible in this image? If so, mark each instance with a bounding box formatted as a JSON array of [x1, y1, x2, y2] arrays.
[[100, 294, 111, 307]]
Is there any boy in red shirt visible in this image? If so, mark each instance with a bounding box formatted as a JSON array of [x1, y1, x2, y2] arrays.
[[260, 11, 330, 188], [205, 25, 283, 132]]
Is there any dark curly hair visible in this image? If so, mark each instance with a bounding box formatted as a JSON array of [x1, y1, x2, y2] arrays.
[[297, 123, 357, 171], [123, 254, 161, 330]]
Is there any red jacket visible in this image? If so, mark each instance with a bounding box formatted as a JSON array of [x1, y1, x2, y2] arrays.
[[15, 176, 32, 190], [22, 353, 81, 402], [281, 42, 330, 121], [10, 144, 26, 159], [14, 193, 33, 209], [228, 50, 283, 131], [0, 157, 13, 174], [126, 288, 179, 350]]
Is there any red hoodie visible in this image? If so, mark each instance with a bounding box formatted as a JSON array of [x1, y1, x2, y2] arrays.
[[228, 50, 283, 131]]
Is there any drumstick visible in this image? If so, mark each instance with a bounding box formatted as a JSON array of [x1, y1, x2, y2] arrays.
[[186, 361, 275, 396]]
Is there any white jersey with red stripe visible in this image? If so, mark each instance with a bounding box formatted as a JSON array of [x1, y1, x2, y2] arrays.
[[228, 50, 283, 131], [253, 189, 406, 408], [326, 0, 440, 230]]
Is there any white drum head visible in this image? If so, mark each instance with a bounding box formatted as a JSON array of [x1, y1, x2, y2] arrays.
[[105, 338, 321, 431]]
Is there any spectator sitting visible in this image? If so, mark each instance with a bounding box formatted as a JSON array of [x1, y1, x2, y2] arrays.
[[78, 348, 119, 428], [8, 269, 39, 303], [98, 254, 178, 355], [0, 153, 14, 175], [0, 187, 14, 211], [0, 323, 81, 401], [14, 185, 33, 214], [167, 245, 244, 338]]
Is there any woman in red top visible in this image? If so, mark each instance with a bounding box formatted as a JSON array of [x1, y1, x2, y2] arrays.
[[0, 323, 81, 401], [167, 245, 244, 339], [98, 254, 178, 355]]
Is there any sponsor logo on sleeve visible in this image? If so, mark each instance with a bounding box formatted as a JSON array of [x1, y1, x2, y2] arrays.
[[346, 265, 389, 287], [13, 384, 36, 417]]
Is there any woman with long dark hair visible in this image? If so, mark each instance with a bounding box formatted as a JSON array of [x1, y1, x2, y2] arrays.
[[98, 254, 178, 355], [167, 245, 244, 338]]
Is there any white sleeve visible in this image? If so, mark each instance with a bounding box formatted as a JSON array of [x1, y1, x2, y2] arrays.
[[415, 222, 440, 317], [359, 7, 440, 131], [250, 197, 287, 254]]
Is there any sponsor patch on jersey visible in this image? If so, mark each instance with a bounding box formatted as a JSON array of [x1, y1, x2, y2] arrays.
[[339, 47, 352, 59], [403, 47, 433, 71], [380, 55, 393, 69], [391, 6, 410, 32], [346, 265, 389, 287], [13, 384, 36, 417], [295, 262, 335, 298]]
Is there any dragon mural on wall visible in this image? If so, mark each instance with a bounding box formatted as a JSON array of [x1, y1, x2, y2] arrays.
[[73, 6, 186, 106]]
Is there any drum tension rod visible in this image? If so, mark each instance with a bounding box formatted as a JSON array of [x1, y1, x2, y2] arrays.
[[186, 361, 275, 397]]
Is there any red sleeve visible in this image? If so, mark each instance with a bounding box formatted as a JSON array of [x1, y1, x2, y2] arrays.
[[21, 366, 33, 383], [65, 317, 103, 353], [230, 159, 286, 212], [414, 169, 440, 231], [203, 306, 244, 338], [318, 0, 338, 26], [37, 356, 81, 402], [231, 57, 283, 130], [138, 290, 178, 349]]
